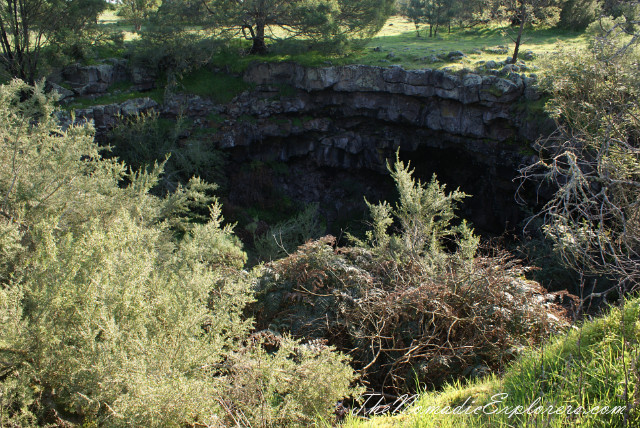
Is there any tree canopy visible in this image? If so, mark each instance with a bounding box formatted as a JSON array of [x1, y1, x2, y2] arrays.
[[0, 0, 106, 82], [521, 20, 640, 293], [195, 0, 394, 53]]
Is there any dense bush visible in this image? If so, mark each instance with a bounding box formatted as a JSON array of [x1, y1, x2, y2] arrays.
[[558, 0, 600, 30], [523, 40, 640, 290], [343, 294, 640, 427], [0, 80, 359, 426], [108, 110, 227, 194], [255, 155, 570, 393], [253, 203, 324, 262], [127, 25, 220, 78]]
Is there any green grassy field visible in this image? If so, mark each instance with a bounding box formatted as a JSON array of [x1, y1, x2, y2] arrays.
[[95, 13, 588, 73], [98, 9, 140, 41], [201, 18, 589, 75], [353, 17, 589, 71]]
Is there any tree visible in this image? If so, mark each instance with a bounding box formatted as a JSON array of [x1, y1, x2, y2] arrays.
[[118, 0, 160, 31], [198, 0, 394, 54], [520, 36, 640, 293], [402, 0, 494, 37], [503, 0, 563, 62], [403, 0, 426, 37], [423, 0, 449, 37], [558, 0, 600, 30], [0, 0, 105, 83]]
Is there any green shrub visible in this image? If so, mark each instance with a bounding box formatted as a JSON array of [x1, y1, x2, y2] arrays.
[[107, 110, 227, 193], [128, 27, 218, 77], [224, 334, 361, 427], [345, 295, 640, 428], [256, 154, 568, 393], [0, 80, 359, 426], [559, 0, 600, 30], [253, 203, 324, 262]]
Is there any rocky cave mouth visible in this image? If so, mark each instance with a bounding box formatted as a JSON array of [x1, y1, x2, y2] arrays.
[[223, 138, 531, 242], [60, 61, 551, 243]]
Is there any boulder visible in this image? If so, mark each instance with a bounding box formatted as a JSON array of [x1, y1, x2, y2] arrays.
[[47, 82, 75, 101], [61, 61, 128, 96], [120, 97, 159, 116]]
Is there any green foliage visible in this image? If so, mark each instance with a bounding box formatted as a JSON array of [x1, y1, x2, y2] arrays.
[[188, 0, 394, 54], [117, 0, 160, 31], [128, 25, 218, 77], [559, 0, 600, 30], [224, 334, 361, 427], [0, 81, 359, 426], [253, 203, 324, 262], [0, 79, 141, 229], [0, 0, 107, 82], [43, 24, 125, 71], [257, 155, 565, 393], [178, 68, 253, 103], [353, 151, 476, 266], [502, 0, 565, 62], [65, 87, 164, 110], [344, 295, 640, 427], [528, 44, 640, 284], [107, 111, 227, 193]]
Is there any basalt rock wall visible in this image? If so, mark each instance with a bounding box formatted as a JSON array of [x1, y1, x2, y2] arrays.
[[210, 62, 550, 173], [209, 63, 552, 231], [64, 62, 553, 232]]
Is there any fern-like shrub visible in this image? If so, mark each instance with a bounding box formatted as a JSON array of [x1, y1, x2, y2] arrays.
[[255, 154, 571, 393]]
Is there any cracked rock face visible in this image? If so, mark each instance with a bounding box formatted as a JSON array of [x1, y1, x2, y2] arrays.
[[58, 61, 129, 96], [211, 63, 550, 172], [59, 97, 159, 134]]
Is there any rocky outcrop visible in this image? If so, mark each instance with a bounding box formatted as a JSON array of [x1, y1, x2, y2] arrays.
[[204, 63, 549, 173], [60, 97, 159, 134], [243, 62, 528, 105], [53, 60, 129, 96], [48, 59, 157, 98], [210, 63, 551, 231], [60, 62, 551, 232]]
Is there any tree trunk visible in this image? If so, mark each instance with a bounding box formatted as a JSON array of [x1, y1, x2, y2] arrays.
[[511, 4, 526, 63], [250, 22, 267, 54]]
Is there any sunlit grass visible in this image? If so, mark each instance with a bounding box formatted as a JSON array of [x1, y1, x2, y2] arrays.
[[178, 68, 254, 103], [97, 9, 139, 41], [64, 86, 163, 110], [213, 16, 589, 72], [352, 16, 589, 71], [92, 14, 589, 73]]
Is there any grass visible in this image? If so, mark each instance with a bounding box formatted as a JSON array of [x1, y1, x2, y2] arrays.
[[204, 17, 589, 74], [87, 14, 590, 97], [178, 68, 254, 103], [97, 9, 140, 42], [64, 86, 164, 110], [342, 295, 640, 428], [349, 17, 589, 71]]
